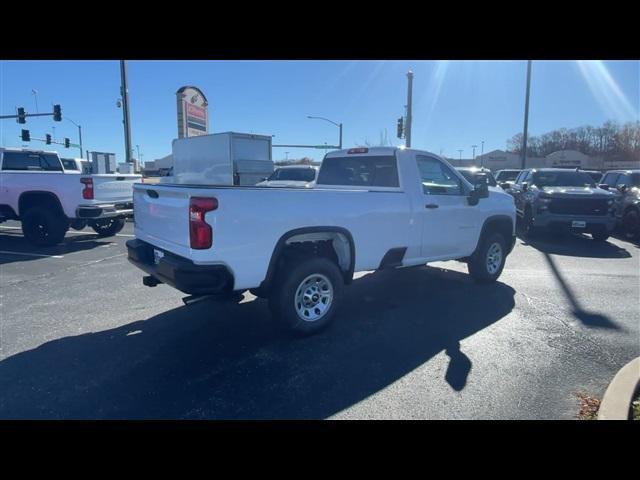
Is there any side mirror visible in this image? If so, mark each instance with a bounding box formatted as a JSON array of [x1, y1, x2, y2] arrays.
[[522, 182, 529, 192], [598, 184, 609, 190], [617, 184, 628, 193], [500, 182, 510, 190], [468, 178, 489, 206]]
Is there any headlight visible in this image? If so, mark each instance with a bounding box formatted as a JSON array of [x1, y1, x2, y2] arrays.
[[607, 199, 614, 206], [538, 197, 552, 205]]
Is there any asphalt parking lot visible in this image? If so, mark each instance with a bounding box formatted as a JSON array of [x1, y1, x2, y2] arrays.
[[0, 219, 638, 419]]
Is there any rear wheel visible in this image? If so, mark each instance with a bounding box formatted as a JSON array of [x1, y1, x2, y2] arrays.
[[91, 218, 125, 237], [268, 257, 343, 336], [467, 232, 507, 284], [21, 207, 69, 246]]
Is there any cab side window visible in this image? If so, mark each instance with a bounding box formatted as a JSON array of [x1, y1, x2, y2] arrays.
[[416, 155, 463, 196], [601, 173, 619, 187]]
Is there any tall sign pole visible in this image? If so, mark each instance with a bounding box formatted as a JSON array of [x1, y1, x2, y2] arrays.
[[521, 60, 532, 169], [120, 60, 133, 164], [405, 71, 414, 148]]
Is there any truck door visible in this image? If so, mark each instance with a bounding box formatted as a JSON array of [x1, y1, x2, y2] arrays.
[[415, 154, 480, 258]]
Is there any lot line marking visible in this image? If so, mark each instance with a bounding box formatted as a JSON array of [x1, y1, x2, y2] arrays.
[[0, 250, 64, 259]]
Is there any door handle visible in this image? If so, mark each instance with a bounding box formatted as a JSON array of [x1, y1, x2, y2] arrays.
[[425, 203, 439, 209]]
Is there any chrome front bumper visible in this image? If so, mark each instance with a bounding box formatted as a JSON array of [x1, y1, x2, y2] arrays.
[[76, 202, 134, 219]]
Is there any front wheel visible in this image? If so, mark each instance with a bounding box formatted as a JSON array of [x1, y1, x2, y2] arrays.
[[467, 232, 507, 284], [268, 257, 344, 336], [90, 218, 125, 237]]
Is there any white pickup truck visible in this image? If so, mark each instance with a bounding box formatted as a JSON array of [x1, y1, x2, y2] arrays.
[[127, 147, 516, 334], [0, 148, 141, 246]]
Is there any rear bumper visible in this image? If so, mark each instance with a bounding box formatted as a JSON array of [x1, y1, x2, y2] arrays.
[[126, 238, 233, 295], [76, 202, 134, 219]]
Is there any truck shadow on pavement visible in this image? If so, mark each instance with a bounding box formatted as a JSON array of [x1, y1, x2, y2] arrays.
[[0, 230, 114, 265], [0, 266, 515, 420], [518, 232, 631, 259]]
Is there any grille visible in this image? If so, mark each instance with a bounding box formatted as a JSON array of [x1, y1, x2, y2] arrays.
[[547, 198, 608, 216]]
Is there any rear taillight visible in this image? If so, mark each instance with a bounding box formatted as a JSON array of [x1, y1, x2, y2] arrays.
[[189, 197, 218, 249], [347, 147, 368, 154], [80, 177, 94, 199]]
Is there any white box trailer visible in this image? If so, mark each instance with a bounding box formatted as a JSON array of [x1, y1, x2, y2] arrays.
[[171, 132, 274, 186]]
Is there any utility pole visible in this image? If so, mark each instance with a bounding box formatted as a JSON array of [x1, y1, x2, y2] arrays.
[[480, 141, 484, 167], [136, 144, 141, 162], [471, 145, 478, 162], [458, 149, 463, 160], [405, 71, 414, 148], [120, 60, 133, 164], [521, 60, 532, 169]]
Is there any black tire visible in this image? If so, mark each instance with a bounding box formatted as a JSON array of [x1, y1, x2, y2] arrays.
[[591, 231, 609, 242], [520, 206, 538, 238], [622, 209, 640, 240], [268, 257, 344, 336], [91, 218, 125, 237], [467, 232, 507, 284], [21, 207, 69, 246], [69, 219, 88, 231]]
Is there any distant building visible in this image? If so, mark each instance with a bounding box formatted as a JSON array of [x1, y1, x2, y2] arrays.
[[448, 149, 639, 171], [143, 154, 173, 176]]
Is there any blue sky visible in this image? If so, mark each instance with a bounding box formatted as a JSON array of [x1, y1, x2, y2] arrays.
[[1, 60, 638, 163]]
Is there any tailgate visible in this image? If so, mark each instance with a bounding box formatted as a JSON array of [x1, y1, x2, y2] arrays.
[[133, 184, 192, 254], [92, 174, 141, 202]]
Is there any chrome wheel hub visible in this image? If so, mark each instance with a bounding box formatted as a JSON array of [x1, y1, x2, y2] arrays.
[[295, 274, 333, 322], [486, 242, 503, 275]]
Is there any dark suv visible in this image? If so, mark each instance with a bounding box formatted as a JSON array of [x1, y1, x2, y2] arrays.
[[509, 168, 617, 241], [598, 169, 640, 240]]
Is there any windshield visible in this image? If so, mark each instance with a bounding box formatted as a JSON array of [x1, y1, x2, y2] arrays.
[[532, 171, 596, 188], [496, 170, 520, 181], [457, 170, 497, 187], [267, 167, 316, 182]]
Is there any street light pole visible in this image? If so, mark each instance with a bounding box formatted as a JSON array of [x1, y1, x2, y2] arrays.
[[31, 89, 39, 113], [458, 149, 463, 160], [120, 60, 133, 164], [405, 71, 414, 148], [521, 60, 532, 169], [307, 115, 342, 149], [65, 117, 83, 158], [480, 141, 484, 167], [471, 145, 478, 162]]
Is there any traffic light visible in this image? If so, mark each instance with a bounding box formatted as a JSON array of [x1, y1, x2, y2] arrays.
[[46, 134, 52, 145], [17, 107, 26, 124], [53, 104, 62, 122], [64, 137, 70, 148], [21, 129, 30, 142], [396, 117, 404, 139]]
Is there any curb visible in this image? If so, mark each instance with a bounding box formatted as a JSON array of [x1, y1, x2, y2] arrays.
[[598, 357, 640, 420]]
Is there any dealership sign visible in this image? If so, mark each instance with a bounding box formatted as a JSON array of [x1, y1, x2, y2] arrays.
[[176, 86, 209, 138]]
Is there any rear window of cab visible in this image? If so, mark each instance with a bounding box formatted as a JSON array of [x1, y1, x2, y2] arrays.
[[316, 156, 399, 187]]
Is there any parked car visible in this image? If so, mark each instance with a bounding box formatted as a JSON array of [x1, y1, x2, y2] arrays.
[[61, 158, 92, 174], [256, 165, 319, 188], [494, 169, 522, 190], [455, 167, 497, 187], [127, 146, 516, 335], [0, 148, 141, 245], [496, 169, 522, 185], [580, 169, 604, 183], [598, 169, 640, 239], [509, 168, 616, 241]]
